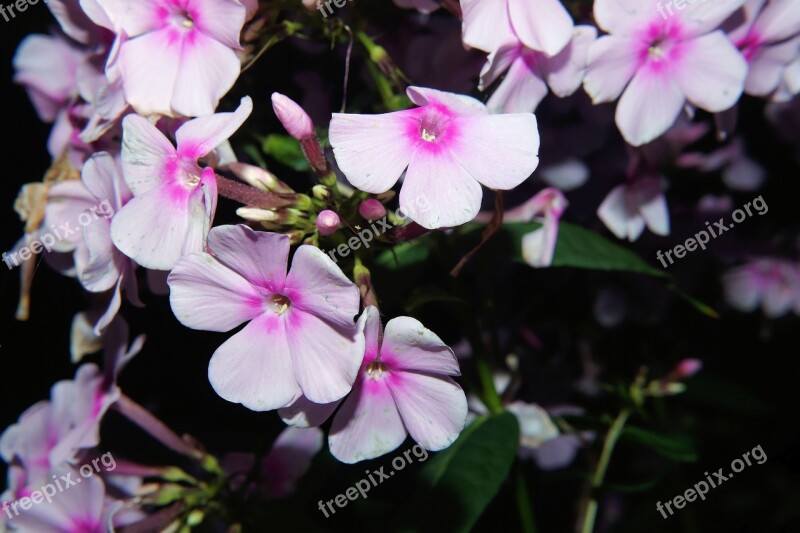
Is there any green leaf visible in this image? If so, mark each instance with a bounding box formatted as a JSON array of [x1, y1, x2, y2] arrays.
[[406, 413, 520, 532], [261, 134, 309, 171], [621, 426, 697, 463], [503, 222, 668, 278], [374, 239, 432, 270]]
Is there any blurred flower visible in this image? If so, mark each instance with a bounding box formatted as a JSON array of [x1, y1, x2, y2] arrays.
[[584, 0, 747, 145], [723, 258, 800, 317], [329, 86, 540, 229], [168, 224, 363, 410], [597, 177, 670, 242]]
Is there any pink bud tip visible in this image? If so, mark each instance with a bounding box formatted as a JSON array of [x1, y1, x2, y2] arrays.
[[271, 93, 314, 141], [358, 199, 387, 221], [674, 358, 702, 379], [316, 210, 340, 236]]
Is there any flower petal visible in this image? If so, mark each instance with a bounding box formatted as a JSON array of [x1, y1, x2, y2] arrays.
[[674, 32, 746, 112], [329, 378, 407, 463], [279, 395, 339, 428], [616, 66, 686, 146], [119, 29, 180, 116], [206, 225, 289, 291], [168, 252, 264, 332], [208, 314, 301, 411], [389, 373, 467, 451], [584, 35, 640, 103], [381, 316, 460, 376], [507, 0, 573, 56], [176, 96, 253, 160], [121, 114, 177, 196], [461, 0, 516, 52]]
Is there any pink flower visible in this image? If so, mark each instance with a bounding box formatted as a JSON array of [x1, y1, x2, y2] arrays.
[[597, 177, 670, 241], [316, 210, 340, 236], [725, 0, 800, 100], [282, 307, 467, 463], [111, 96, 252, 270], [329, 86, 540, 229], [167, 224, 364, 410], [480, 26, 597, 113], [518, 188, 568, 268], [723, 259, 800, 317], [461, 0, 574, 56], [584, 0, 748, 145], [358, 198, 387, 221], [100, 0, 248, 117]]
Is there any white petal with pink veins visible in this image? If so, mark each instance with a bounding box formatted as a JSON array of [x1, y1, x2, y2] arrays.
[[121, 114, 178, 195]]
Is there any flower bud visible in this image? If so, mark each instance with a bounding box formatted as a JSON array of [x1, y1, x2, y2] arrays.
[[236, 207, 279, 222], [671, 358, 703, 380], [312, 185, 331, 201], [316, 210, 340, 236], [358, 198, 387, 221], [227, 162, 293, 193], [271, 93, 314, 141]]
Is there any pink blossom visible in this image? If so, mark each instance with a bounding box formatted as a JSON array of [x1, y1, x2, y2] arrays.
[[316, 210, 340, 236], [725, 0, 800, 100], [167, 224, 364, 410], [597, 177, 670, 241], [723, 259, 800, 317], [99, 0, 248, 117], [480, 26, 597, 113], [329, 86, 540, 229], [271, 92, 315, 141], [518, 188, 568, 268], [111, 97, 252, 270], [584, 0, 747, 146], [289, 306, 467, 463], [358, 198, 387, 221], [461, 0, 574, 57]]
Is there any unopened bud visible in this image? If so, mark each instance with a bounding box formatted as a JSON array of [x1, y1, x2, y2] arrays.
[[313, 185, 330, 201], [236, 207, 279, 222], [673, 358, 702, 379], [271, 93, 315, 141], [227, 162, 293, 193], [316, 210, 340, 236], [358, 198, 387, 221]]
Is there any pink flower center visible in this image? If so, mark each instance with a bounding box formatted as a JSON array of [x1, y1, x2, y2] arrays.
[[270, 294, 291, 315], [366, 361, 388, 380], [418, 107, 450, 143]]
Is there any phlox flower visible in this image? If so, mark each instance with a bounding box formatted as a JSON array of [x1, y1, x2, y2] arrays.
[[723, 259, 800, 317], [167, 224, 364, 411], [111, 96, 252, 270], [461, 0, 574, 56], [725, 0, 800, 100], [516, 188, 568, 268], [597, 177, 670, 241], [281, 306, 468, 464], [584, 0, 748, 146], [480, 26, 597, 113], [329, 86, 540, 229], [96, 0, 248, 117]]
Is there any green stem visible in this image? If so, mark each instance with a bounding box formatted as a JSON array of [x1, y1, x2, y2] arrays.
[[580, 408, 631, 533], [515, 464, 536, 533], [476, 355, 503, 415]]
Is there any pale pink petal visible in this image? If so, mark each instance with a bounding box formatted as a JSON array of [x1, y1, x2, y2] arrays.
[[121, 114, 177, 195], [399, 147, 483, 229], [680, 0, 748, 38], [752, 0, 800, 42], [380, 317, 460, 376], [262, 426, 324, 498], [544, 25, 598, 96], [119, 29, 180, 116], [359, 305, 382, 360], [675, 33, 746, 111], [93, 277, 124, 334], [176, 97, 253, 159], [636, 180, 670, 236], [389, 373, 468, 451], [616, 67, 686, 146], [44, 180, 97, 252], [507, 0, 573, 56], [279, 395, 339, 428], [329, 110, 417, 193], [593, 0, 658, 35], [80, 218, 123, 292], [283, 246, 360, 329], [584, 36, 641, 103], [171, 32, 241, 117], [746, 39, 800, 96], [723, 266, 765, 311], [168, 252, 264, 331], [597, 184, 645, 241], [110, 1, 161, 36], [407, 86, 488, 115], [209, 314, 301, 411], [110, 183, 208, 270], [329, 378, 407, 463], [486, 54, 549, 113], [451, 113, 540, 189], [286, 310, 364, 404], [461, 0, 516, 52], [82, 152, 131, 208], [479, 42, 523, 90], [206, 225, 289, 290], [192, 0, 247, 48]]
